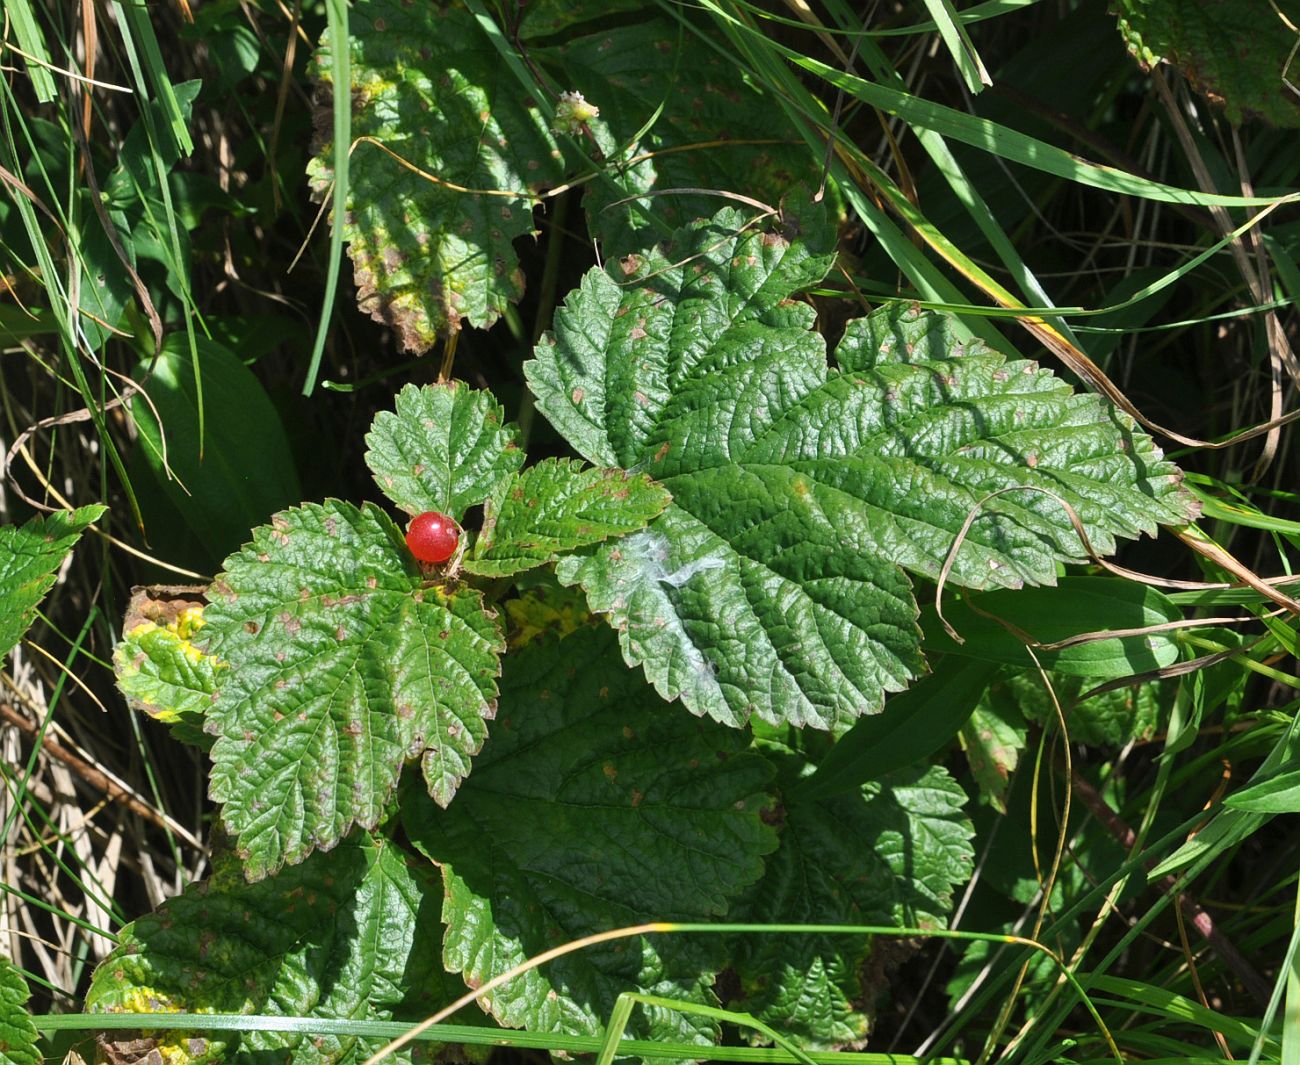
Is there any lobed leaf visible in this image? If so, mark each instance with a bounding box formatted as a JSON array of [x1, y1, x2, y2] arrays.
[[307, 2, 565, 349], [404, 626, 776, 1046], [727, 757, 974, 1048], [528, 208, 1195, 730], [0, 955, 39, 1065], [200, 500, 504, 881], [464, 458, 670, 578], [365, 381, 523, 521], [87, 836, 450, 1065], [990, 669, 1169, 748], [0, 505, 105, 662]]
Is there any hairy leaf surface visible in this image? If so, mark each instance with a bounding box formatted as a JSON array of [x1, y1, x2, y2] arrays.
[[728, 758, 974, 1048], [465, 459, 670, 577], [1115, 0, 1300, 127], [404, 626, 776, 1045], [0, 505, 105, 662], [527, 208, 1195, 729], [365, 381, 523, 521], [201, 500, 503, 880], [87, 837, 447, 1065], [307, 2, 564, 349], [0, 955, 39, 1065]]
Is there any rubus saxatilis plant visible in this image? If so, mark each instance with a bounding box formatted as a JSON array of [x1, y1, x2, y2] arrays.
[[96, 204, 1196, 1061]]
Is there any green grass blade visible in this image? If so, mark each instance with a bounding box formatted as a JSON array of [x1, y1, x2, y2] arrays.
[[109, 0, 193, 156], [32, 1012, 968, 1064], [700, 4, 1290, 208], [1286, 877, 1300, 1065], [302, 0, 350, 396], [917, 0, 992, 93], [6, 0, 58, 101]]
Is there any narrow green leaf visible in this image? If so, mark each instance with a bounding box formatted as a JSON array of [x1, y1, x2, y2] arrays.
[[5, 0, 56, 102], [110, 0, 194, 156], [917, 0, 992, 93], [1151, 728, 1300, 877], [303, 0, 349, 395], [919, 576, 1183, 679], [200, 501, 505, 880], [797, 657, 998, 802], [530, 209, 1195, 730], [0, 955, 40, 1065], [87, 837, 452, 1065], [0, 505, 106, 662], [128, 335, 303, 571], [707, 8, 1287, 207], [465, 459, 670, 578], [1225, 763, 1300, 813], [364, 382, 523, 522], [404, 626, 777, 1046]]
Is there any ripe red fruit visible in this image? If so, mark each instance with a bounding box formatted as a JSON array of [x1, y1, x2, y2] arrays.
[[406, 511, 460, 564]]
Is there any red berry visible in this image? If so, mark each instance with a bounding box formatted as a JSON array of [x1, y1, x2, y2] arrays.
[[406, 511, 460, 564]]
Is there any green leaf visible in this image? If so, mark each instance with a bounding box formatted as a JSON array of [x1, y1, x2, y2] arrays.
[[920, 576, 1184, 679], [464, 459, 671, 578], [404, 626, 777, 1046], [0, 505, 106, 662], [128, 335, 302, 572], [364, 381, 523, 522], [798, 656, 999, 802], [959, 685, 1028, 814], [87, 836, 451, 1065], [0, 955, 39, 1065], [727, 758, 974, 1049], [528, 209, 1195, 730], [201, 500, 504, 880], [75, 200, 136, 352], [540, 17, 828, 256], [307, 1, 566, 350], [1225, 760, 1300, 813], [1114, 0, 1300, 127], [1019, 671, 1167, 747], [114, 587, 222, 750]]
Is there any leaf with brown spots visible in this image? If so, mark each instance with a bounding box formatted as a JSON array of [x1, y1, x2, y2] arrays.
[[200, 500, 505, 881], [114, 593, 223, 751], [86, 836, 474, 1065], [404, 625, 776, 1047], [307, 2, 567, 350], [364, 381, 523, 521], [464, 457, 670, 578], [1115, 0, 1300, 127], [528, 207, 1197, 731]]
